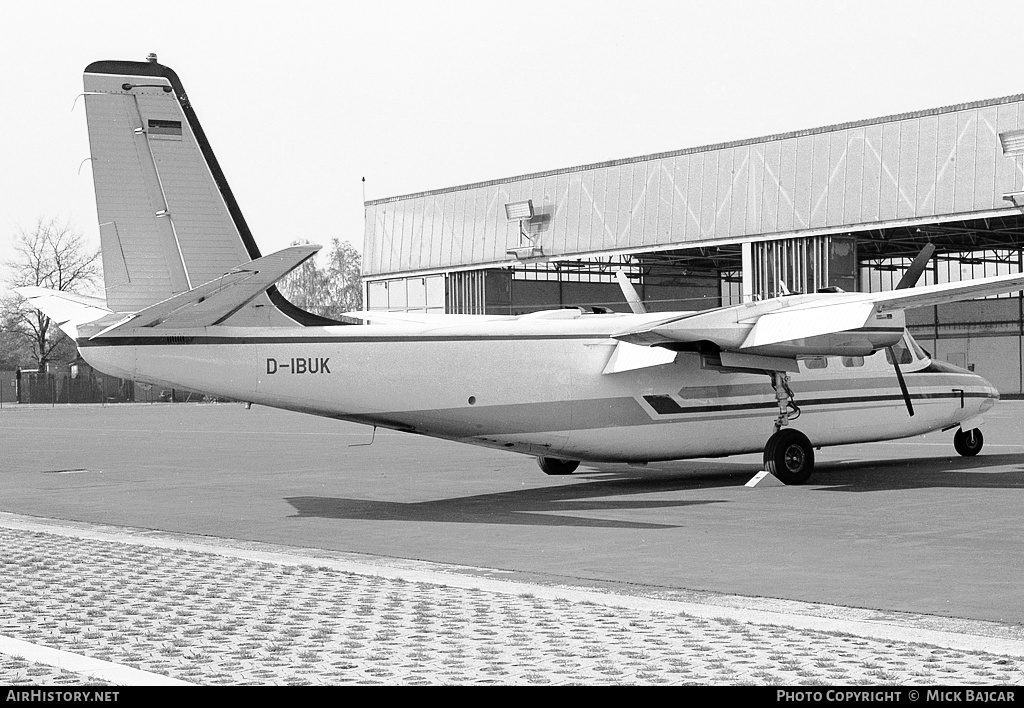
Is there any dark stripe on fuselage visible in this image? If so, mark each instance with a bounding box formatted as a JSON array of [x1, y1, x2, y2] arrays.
[[374, 384, 988, 437], [77, 333, 609, 347], [642, 390, 985, 417]]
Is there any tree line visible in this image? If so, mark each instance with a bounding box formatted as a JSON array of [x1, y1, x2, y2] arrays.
[[1, 221, 362, 372]]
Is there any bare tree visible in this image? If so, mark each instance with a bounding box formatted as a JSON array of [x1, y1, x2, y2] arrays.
[[276, 243, 331, 313], [324, 238, 363, 314], [277, 238, 362, 319], [1, 220, 101, 371]]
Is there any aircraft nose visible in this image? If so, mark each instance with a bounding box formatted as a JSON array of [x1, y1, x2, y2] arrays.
[[975, 373, 999, 411]]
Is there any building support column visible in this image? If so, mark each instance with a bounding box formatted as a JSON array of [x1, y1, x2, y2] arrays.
[[741, 240, 754, 303]]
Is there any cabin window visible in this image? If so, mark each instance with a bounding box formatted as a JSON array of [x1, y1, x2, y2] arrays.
[[804, 357, 828, 370], [841, 356, 865, 367]]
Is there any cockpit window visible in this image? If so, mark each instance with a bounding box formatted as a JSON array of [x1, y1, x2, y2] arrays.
[[804, 357, 828, 370], [841, 356, 865, 367], [885, 342, 913, 365], [885, 333, 928, 365], [907, 335, 928, 361]]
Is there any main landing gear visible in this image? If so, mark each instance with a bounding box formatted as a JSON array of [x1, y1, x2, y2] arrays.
[[954, 427, 984, 457], [763, 371, 815, 485], [537, 457, 581, 475], [763, 428, 815, 485]]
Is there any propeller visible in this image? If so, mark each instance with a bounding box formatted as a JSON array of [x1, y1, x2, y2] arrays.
[[883, 244, 934, 417], [615, 271, 647, 314], [895, 242, 935, 290], [887, 345, 915, 417]]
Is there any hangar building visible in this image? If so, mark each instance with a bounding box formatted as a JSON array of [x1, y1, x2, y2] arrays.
[[362, 95, 1024, 394]]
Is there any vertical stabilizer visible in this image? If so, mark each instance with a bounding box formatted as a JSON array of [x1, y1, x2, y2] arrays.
[[83, 58, 337, 325]]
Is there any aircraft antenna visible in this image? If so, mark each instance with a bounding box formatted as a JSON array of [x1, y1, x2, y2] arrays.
[[349, 425, 377, 447]]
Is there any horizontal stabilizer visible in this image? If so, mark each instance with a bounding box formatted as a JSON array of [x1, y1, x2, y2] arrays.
[[14, 288, 112, 339], [105, 245, 320, 330]]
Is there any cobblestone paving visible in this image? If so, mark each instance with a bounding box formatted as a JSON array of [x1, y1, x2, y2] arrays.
[[0, 527, 1022, 686]]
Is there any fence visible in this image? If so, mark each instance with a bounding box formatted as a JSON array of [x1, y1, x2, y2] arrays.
[[3, 366, 210, 405]]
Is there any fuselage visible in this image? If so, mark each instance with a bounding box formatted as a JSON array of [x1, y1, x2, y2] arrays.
[[76, 313, 998, 464]]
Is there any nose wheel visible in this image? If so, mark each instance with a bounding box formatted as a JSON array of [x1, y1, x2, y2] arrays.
[[953, 428, 983, 457]]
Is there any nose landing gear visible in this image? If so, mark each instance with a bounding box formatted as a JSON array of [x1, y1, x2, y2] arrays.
[[953, 427, 983, 457]]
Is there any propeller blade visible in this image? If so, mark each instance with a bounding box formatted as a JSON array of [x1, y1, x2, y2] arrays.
[[895, 243, 936, 290], [888, 346, 915, 417], [615, 271, 647, 314]]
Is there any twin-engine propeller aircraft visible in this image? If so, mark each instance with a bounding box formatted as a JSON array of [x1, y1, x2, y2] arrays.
[[17, 58, 1024, 484]]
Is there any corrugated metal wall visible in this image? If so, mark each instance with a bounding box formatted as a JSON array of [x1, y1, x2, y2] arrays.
[[364, 96, 1024, 277]]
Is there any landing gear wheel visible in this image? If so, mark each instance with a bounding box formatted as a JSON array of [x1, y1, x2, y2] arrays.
[[763, 429, 815, 485], [954, 428, 984, 457], [537, 457, 580, 475]]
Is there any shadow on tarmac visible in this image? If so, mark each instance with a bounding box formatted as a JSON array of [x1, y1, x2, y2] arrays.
[[810, 452, 1024, 492], [286, 453, 1024, 527], [286, 470, 734, 528]]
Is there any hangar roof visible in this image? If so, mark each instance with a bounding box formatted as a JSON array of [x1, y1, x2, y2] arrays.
[[363, 94, 1024, 278]]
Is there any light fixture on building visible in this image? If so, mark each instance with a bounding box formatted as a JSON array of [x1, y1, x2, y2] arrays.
[[504, 200, 534, 221], [1000, 129, 1024, 157], [998, 129, 1024, 206], [505, 200, 543, 259]]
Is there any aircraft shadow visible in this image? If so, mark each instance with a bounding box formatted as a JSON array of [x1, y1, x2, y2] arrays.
[[592, 452, 1024, 493], [286, 453, 1024, 527], [286, 470, 737, 529], [809, 452, 1024, 492]]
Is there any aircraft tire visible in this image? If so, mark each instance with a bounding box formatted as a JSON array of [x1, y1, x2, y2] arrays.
[[537, 457, 580, 475], [763, 429, 815, 485], [953, 428, 984, 457]]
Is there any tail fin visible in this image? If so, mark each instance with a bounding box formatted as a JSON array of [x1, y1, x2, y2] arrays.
[[83, 59, 337, 326]]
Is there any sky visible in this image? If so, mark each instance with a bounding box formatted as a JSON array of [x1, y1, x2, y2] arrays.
[[2, 0, 1024, 285]]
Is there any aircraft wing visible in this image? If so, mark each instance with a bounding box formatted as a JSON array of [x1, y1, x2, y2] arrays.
[[870, 271, 1024, 311], [613, 270, 1024, 360], [101, 245, 320, 330]]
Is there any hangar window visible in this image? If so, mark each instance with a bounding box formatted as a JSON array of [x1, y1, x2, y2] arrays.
[[863, 250, 1022, 300]]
